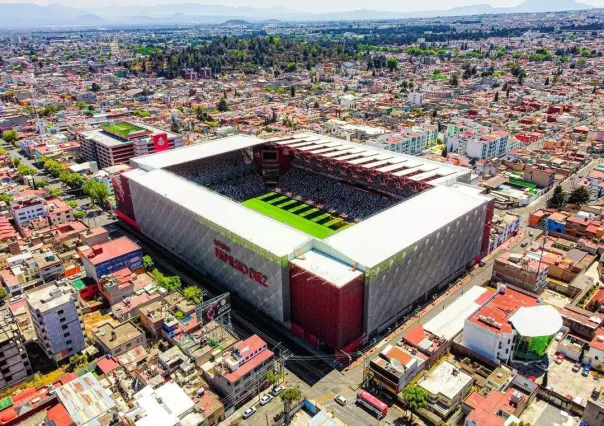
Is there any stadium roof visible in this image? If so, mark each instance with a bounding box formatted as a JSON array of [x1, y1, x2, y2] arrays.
[[127, 168, 311, 257], [509, 305, 563, 337], [131, 135, 266, 171], [325, 185, 489, 268], [290, 249, 363, 287]]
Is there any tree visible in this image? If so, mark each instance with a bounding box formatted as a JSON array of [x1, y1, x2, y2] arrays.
[[313, 101, 319, 109], [91, 82, 101, 92], [69, 353, 88, 371], [143, 255, 154, 270], [82, 180, 109, 206], [36, 178, 49, 188], [17, 164, 37, 176], [175, 310, 185, 320], [402, 385, 428, 419], [74, 210, 85, 219], [449, 72, 459, 87], [547, 185, 566, 209], [48, 188, 61, 197], [281, 387, 302, 424], [11, 157, 20, 167], [442, 144, 448, 158], [494, 91, 499, 102], [66, 200, 78, 208], [568, 187, 590, 206], [183, 286, 202, 304], [218, 98, 229, 112], [1, 130, 18, 143], [267, 369, 284, 388], [545, 77, 550, 86], [542, 371, 548, 388], [387, 57, 398, 72], [290, 85, 295, 97], [0, 287, 7, 299], [60, 172, 84, 189]]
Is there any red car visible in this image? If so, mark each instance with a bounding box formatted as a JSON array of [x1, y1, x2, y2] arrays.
[[555, 354, 565, 364]]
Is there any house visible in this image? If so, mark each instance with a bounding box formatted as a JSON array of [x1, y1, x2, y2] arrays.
[[418, 361, 473, 419]]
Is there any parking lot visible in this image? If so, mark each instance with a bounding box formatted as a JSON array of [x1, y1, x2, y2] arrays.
[[545, 344, 600, 405]]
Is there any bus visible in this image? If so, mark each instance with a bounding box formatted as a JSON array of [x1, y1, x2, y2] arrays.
[[357, 390, 388, 418]]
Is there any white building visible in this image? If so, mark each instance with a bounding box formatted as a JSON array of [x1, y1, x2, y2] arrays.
[[94, 164, 131, 196], [408, 92, 424, 106], [462, 286, 562, 364], [127, 382, 202, 426], [367, 124, 438, 156], [340, 94, 356, 109], [418, 361, 473, 418], [26, 282, 86, 364], [10, 196, 46, 229]]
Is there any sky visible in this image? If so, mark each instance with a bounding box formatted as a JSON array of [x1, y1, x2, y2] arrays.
[[0, 0, 603, 13]]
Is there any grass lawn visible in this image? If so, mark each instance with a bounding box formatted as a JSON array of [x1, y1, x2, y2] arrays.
[[242, 196, 341, 239], [103, 122, 146, 138]]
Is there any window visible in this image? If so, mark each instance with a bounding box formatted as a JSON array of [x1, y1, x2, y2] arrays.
[[61, 325, 68, 330], [66, 340, 72, 345]]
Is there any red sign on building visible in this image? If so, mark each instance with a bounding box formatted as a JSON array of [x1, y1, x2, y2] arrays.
[[152, 133, 169, 152]]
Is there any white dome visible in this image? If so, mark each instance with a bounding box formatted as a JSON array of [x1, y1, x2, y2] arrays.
[[509, 305, 562, 337]]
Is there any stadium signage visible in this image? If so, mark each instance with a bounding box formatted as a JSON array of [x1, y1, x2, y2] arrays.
[[214, 240, 268, 287]]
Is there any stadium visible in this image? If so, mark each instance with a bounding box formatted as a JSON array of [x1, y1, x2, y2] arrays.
[[114, 133, 494, 353]]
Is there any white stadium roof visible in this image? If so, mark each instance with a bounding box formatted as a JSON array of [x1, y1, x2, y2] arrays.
[[509, 305, 563, 337], [131, 135, 266, 171], [128, 168, 311, 257]]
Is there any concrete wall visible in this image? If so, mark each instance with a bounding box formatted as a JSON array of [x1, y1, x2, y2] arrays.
[[129, 180, 289, 323], [364, 202, 487, 336]]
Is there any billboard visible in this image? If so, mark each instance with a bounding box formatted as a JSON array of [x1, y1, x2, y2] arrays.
[[196, 293, 231, 324], [152, 133, 169, 152]]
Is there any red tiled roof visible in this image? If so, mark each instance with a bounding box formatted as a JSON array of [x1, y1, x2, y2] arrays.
[[97, 356, 120, 374], [468, 288, 538, 335], [464, 387, 518, 426], [402, 323, 425, 346], [46, 403, 73, 426]]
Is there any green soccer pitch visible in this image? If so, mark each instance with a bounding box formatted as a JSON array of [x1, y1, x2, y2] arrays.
[[242, 192, 353, 239]]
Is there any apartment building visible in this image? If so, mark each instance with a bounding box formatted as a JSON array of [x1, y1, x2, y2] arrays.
[[524, 163, 555, 189], [46, 198, 74, 225], [488, 213, 520, 253], [492, 252, 548, 294], [26, 282, 86, 364], [212, 335, 274, 403], [79, 122, 183, 169], [0, 311, 32, 391], [10, 195, 46, 230], [368, 124, 438, 156]]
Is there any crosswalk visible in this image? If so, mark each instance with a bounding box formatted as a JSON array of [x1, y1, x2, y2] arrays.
[[312, 392, 337, 406]]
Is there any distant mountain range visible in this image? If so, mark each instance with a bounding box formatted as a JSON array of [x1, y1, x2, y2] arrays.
[[0, 0, 595, 28]]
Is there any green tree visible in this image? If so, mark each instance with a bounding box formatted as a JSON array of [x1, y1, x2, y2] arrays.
[[48, 188, 61, 197], [35, 178, 49, 188], [568, 187, 590, 206], [183, 286, 202, 304], [402, 385, 428, 419], [0, 287, 7, 299], [143, 255, 154, 270], [11, 157, 20, 167], [91, 82, 101, 92], [175, 310, 184, 320], [1, 130, 18, 143], [60, 172, 84, 189], [387, 57, 398, 72], [494, 91, 499, 102], [0, 193, 13, 204], [449, 72, 459, 87], [281, 387, 302, 424], [267, 369, 285, 388], [74, 210, 85, 219], [442, 144, 448, 158], [82, 180, 109, 206], [547, 185, 566, 209], [66, 200, 78, 208], [218, 98, 229, 112], [69, 353, 88, 371]]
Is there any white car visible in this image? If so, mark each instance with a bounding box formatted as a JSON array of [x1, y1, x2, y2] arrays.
[[335, 395, 347, 406], [260, 394, 273, 406], [271, 386, 285, 396], [242, 406, 257, 419]]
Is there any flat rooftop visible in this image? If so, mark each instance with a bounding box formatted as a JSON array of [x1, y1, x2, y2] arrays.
[[26, 283, 74, 313], [419, 361, 473, 400], [290, 249, 362, 287], [82, 236, 140, 265], [95, 321, 143, 349]]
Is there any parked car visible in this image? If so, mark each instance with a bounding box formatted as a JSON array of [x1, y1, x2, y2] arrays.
[[529, 231, 534, 237], [260, 395, 273, 406], [9, 295, 23, 303], [521, 241, 528, 248], [271, 386, 285, 397], [555, 354, 565, 364], [583, 365, 591, 377], [478, 261, 486, 267], [573, 363, 582, 373], [242, 407, 257, 419], [335, 395, 347, 406]]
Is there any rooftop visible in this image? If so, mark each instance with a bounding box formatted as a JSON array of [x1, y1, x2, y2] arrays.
[[94, 321, 144, 350], [419, 361, 473, 400], [289, 249, 363, 287], [26, 283, 75, 313], [82, 237, 140, 266], [55, 373, 115, 426]]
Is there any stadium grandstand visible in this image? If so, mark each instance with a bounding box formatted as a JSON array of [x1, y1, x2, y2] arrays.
[[116, 134, 494, 353]]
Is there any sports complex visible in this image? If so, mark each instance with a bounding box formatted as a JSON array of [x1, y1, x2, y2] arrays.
[[114, 133, 494, 352]]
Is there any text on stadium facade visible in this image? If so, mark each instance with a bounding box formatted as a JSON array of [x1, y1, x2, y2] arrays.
[[214, 240, 268, 287]]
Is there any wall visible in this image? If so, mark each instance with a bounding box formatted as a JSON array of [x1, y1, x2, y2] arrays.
[[289, 264, 364, 350], [364, 202, 487, 335], [129, 180, 288, 323]]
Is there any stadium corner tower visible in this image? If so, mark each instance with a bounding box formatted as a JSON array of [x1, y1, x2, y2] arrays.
[[114, 134, 494, 353]]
